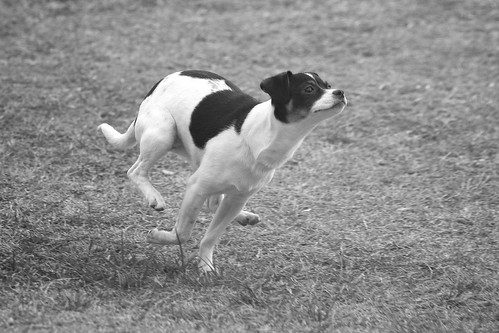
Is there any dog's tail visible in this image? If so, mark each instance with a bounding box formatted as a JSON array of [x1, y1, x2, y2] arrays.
[[97, 120, 136, 150]]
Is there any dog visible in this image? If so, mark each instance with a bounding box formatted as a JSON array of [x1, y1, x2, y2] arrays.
[[98, 70, 347, 273]]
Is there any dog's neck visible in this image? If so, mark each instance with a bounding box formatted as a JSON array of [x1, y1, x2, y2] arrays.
[[242, 100, 319, 170]]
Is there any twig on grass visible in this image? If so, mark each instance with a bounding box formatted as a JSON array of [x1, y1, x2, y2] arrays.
[[339, 242, 346, 270], [120, 228, 125, 264], [175, 228, 186, 275], [85, 237, 94, 263]]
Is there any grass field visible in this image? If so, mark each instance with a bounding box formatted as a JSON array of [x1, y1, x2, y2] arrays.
[[1, 0, 498, 332]]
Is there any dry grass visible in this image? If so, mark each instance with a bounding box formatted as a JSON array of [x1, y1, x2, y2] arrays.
[[1, 0, 498, 332]]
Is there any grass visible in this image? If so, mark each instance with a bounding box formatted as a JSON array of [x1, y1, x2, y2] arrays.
[[1, 0, 498, 331]]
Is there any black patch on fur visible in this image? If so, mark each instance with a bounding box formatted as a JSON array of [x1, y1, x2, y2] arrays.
[[273, 104, 288, 123], [260, 71, 292, 123], [144, 79, 162, 100], [189, 90, 259, 149], [180, 70, 240, 91]]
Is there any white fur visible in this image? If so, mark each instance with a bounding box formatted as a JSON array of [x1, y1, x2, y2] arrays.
[[311, 88, 348, 114], [98, 72, 346, 273]]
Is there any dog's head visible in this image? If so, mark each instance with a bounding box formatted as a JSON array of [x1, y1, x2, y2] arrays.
[[260, 71, 347, 123]]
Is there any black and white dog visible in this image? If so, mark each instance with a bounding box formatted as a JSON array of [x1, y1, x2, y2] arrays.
[[98, 70, 347, 273]]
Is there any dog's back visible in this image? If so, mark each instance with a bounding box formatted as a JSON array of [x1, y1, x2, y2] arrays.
[[138, 71, 256, 161]]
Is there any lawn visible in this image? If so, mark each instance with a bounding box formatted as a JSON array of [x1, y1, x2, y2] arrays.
[[0, 0, 498, 332]]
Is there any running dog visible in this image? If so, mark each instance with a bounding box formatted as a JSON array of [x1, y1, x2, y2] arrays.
[[98, 70, 347, 273]]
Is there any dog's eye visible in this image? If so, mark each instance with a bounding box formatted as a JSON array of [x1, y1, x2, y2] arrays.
[[304, 86, 315, 93], [325, 81, 331, 89]]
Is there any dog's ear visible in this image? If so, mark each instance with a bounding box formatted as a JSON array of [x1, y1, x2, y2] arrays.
[[260, 71, 293, 104]]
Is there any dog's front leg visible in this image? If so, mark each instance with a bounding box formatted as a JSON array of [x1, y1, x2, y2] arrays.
[[147, 176, 208, 245], [198, 193, 250, 273]]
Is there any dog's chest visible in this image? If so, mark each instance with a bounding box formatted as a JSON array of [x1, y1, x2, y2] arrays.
[[199, 130, 275, 194], [227, 162, 275, 194], [234, 157, 276, 193]]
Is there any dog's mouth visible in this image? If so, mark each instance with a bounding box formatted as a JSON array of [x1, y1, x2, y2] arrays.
[[314, 99, 347, 113], [333, 100, 347, 107]]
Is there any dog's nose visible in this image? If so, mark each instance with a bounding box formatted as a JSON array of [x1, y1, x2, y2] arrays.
[[332, 89, 344, 97]]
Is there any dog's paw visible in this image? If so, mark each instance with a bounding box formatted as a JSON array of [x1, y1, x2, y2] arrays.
[[146, 228, 167, 245], [148, 196, 166, 211], [198, 261, 218, 279], [235, 211, 260, 226]]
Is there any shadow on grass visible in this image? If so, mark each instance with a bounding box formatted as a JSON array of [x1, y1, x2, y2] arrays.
[[1, 228, 200, 291]]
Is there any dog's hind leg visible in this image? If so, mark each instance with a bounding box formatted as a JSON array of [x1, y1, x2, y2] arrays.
[[234, 210, 261, 226], [127, 112, 176, 211]]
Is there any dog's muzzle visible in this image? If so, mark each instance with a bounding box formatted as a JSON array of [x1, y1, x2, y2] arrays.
[[332, 89, 344, 98], [332, 89, 347, 107]]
